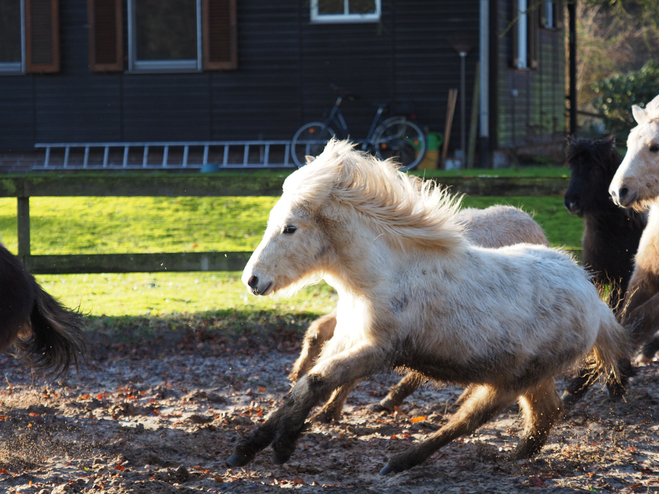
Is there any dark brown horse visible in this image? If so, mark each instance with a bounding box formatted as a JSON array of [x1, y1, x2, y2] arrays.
[[0, 244, 87, 375]]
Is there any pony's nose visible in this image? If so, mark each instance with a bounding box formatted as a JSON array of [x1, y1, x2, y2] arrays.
[[247, 275, 259, 289], [618, 186, 629, 201]]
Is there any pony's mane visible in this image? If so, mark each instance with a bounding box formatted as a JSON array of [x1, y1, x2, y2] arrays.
[[566, 135, 620, 175], [283, 140, 465, 252]]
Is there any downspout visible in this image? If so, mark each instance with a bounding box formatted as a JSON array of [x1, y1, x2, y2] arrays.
[[479, 0, 490, 167]]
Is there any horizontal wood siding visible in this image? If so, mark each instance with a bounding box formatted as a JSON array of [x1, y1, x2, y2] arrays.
[[392, 1, 480, 147], [210, 2, 300, 139], [0, 0, 559, 158]]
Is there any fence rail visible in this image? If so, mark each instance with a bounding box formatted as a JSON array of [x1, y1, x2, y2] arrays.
[[0, 174, 571, 274]]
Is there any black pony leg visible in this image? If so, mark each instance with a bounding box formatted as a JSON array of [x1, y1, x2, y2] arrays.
[[640, 334, 659, 363], [563, 357, 635, 407], [561, 366, 594, 407], [605, 357, 635, 400]]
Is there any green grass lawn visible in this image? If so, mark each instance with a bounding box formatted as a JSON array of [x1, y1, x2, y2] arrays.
[[0, 191, 583, 318]]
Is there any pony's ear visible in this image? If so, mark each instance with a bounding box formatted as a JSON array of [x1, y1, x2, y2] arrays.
[[632, 104, 649, 125], [305, 155, 316, 165]]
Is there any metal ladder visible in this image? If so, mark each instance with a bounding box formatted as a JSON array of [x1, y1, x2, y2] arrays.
[[33, 140, 295, 170]]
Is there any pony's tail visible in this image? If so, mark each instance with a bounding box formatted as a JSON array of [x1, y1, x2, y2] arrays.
[[15, 282, 88, 376], [587, 310, 633, 387]]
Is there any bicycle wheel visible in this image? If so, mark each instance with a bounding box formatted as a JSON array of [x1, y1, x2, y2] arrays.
[[291, 122, 335, 168], [373, 117, 426, 171]]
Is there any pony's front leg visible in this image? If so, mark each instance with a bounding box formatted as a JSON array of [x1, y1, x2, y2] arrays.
[[271, 344, 387, 463], [227, 344, 385, 467]]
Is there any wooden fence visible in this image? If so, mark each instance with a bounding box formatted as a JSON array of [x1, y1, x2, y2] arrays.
[[0, 173, 570, 274]]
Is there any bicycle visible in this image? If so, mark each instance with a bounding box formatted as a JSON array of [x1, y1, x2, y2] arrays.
[[291, 92, 426, 170]]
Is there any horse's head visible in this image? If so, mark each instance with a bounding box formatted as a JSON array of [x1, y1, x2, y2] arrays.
[[610, 95, 659, 209], [564, 135, 620, 216], [241, 141, 351, 296]]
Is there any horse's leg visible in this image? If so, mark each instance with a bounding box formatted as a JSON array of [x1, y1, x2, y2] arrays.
[[625, 292, 659, 345], [311, 381, 359, 423], [563, 356, 633, 407], [561, 365, 595, 407], [380, 384, 517, 474], [288, 311, 337, 382], [379, 371, 424, 410], [228, 343, 385, 467], [638, 332, 659, 363], [513, 378, 562, 459]]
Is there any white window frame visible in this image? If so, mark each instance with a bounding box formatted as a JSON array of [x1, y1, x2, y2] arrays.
[[127, 0, 203, 73], [516, 0, 528, 70], [0, 0, 26, 75], [310, 0, 381, 24]]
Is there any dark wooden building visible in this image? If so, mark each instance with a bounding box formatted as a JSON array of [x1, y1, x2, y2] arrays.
[[0, 0, 566, 170]]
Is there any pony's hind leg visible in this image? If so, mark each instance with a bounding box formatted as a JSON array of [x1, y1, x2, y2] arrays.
[[312, 381, 359, 423], [513, 378, 562, 459], [381, 384, 517, 474], [379, 371, 424, 411], [288, 311, 337, 382]]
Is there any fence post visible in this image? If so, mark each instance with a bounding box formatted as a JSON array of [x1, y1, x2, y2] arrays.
[[17, 197, 30, 263]]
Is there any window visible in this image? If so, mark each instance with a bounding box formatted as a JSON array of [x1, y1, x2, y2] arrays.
[[0, 0, 23, 73], [512, 0, 538, 70], [128, 0, 201, 72], [89, 0, 237, 73], [311, 0, 381, 24], [541, 1, 564, 29], [0, 0, 59, 74]]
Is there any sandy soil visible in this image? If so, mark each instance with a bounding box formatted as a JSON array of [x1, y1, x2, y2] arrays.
[[1, 324, 659, 494]]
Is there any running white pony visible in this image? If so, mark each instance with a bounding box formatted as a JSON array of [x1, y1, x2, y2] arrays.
[[610, 94, 659, 360], [229, 140, 629, 474]]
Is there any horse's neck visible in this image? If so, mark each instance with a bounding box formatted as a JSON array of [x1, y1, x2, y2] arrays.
[[635, 203, 659, 273]]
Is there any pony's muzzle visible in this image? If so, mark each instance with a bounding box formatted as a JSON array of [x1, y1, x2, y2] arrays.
[[246, 275, 273, 296], [610, 184, 637, 207]]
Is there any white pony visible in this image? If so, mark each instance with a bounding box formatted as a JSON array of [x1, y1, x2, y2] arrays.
[[229, 140, 628, 474], [289, 205, 550, 422], [610, 94, 659, 360]]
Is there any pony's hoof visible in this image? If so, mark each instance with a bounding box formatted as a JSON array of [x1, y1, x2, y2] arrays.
[[378, 398, 397, 411], [226, 453, 251, 468], [560, 391, 580, 409], [380, 464, 395, 475], [272, 452, 292, 465]]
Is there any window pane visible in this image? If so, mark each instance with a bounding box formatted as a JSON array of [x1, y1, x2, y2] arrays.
[[0, 0, 22, 63], [135, 0, 197, 61], [318, 0, 343, 15], [349, 0, 376, 14]]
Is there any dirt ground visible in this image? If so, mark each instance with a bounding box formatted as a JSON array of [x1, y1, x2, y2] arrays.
[[1, 321, 659, 494]]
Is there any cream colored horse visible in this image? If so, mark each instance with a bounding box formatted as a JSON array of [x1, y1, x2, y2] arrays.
[[230, 140, 628, 474], [289, 205, 550, 422], [610, 94, 659, 361]]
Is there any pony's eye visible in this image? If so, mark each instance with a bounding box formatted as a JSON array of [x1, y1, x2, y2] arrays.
[[282, 225, 297, 235], [650, 144, 659, 153]]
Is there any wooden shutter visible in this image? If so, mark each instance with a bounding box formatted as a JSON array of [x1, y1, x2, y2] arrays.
[[203, 0, 237, 70], [25, 0, 59, 73], [88, 0, 123, 71]]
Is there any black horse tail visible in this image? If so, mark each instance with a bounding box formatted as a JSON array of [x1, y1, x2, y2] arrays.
[[17, 282, 88, 376], [0, 244, 87, 376]]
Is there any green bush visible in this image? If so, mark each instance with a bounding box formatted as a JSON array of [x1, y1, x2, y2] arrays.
[[592, 60, 659, 139]]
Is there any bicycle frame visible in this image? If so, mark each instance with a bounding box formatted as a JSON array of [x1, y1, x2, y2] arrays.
[[321, 96, 387, 151]]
